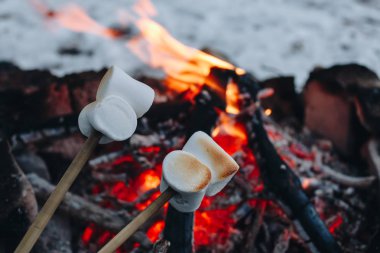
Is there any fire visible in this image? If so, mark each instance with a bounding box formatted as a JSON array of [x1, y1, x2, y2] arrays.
[[212, 112, 248, 155], [31, 0, 244, 99], [225, 80, 241, 114], [127, 17, 244, 97], [33, 0, 255, 250]]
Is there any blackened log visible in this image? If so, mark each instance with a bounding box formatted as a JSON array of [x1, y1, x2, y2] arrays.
[[237, 73, 342, 253], [27, 173, 152, 250], [250, 118, 341, 253], [163, 204, 194, 253], [0, 140, 38, 252], [186, 87, 222, 138]]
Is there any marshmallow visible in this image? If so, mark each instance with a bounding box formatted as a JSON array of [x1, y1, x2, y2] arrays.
[[78, 66, 155, 144], [183, 131, 239, 196], [96, 66, 155, 118], [160, 150, 211, 212]]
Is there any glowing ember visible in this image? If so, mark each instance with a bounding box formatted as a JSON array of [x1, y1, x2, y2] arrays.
[[146, 221, 165, 242], [82, 224, 94, 245], [194, 206, 236, 247], [135, 170, 160, 193], [264, 108, 272, 116], [328, 214, 343, 234]]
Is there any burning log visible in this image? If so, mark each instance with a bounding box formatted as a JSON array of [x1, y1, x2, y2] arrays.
[[0, 140, 38, 252], [238, 73, 342, 253]]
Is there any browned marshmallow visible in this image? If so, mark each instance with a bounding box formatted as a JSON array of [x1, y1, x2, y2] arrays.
[[160, 150, 211, 212], [183, 131, 239, 196]]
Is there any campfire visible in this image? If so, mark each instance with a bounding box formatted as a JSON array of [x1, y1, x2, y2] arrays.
[[1, 1, 380, 253]]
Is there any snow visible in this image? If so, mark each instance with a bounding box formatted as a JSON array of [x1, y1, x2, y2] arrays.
[[0, 0, 380, 88]]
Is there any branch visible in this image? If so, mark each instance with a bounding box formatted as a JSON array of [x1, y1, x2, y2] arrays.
[[237, 73, 342, 253]]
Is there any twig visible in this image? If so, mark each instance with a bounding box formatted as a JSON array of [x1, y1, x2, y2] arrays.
[[244, 201, 266, 252], [315, 151, 376, 188], [319, 164, 375, 188]]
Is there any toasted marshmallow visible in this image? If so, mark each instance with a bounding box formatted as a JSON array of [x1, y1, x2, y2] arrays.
[[78, 66, 155, 144], [183, 131, 239, 196], [160, 150, 211, 212]]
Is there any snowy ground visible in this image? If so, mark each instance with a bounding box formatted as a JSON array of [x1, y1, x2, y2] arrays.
[[1, 0, 380, 88]]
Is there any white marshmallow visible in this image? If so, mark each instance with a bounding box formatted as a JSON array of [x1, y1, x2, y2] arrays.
[[78, 66, 155, 144], [96, 66, 155, 118], [160, 150, 211, 212], [183, 131, 239, 196]]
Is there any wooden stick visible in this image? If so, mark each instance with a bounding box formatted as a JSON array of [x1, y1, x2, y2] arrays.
[[15, 131, 102, 253], [98, 188, 176, 253]]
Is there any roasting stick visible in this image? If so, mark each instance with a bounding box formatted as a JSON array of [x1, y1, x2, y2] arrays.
[[98, 131, 239, 253], [98, 188, 176, 253], [15, 66, 155, 253], [15, 131, 102, 253]]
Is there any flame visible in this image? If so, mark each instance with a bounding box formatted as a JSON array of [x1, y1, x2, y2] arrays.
[[127, 17, 244, 96], [32, 0, 245, 99], [225, 80, 241, 114], [212, 112, 247, 155]]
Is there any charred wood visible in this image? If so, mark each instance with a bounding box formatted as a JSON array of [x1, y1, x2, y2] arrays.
[[163, 204, 194, 253], [0, 140, 38, 252], [237, 73, 342, 253]]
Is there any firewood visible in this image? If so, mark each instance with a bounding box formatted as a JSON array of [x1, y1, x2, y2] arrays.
[[163, 205, 193, 253], [0, 140, 38, 252], [237, 73, 342, 253], [314, 151, 376, 188]]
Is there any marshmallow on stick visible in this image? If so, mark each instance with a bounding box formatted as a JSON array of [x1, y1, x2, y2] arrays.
[[98, 131, 239, 253], [15, 66, 154, 253]]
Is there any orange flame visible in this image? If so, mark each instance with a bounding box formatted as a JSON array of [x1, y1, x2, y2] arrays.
[[225, 80, 241, 114], [32, 0, 245, 99], [212, 112, 247, 155], [127, 17, 244, 96]]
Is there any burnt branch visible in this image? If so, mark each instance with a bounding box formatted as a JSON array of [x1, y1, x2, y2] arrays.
[[163, 204, 194, 253], [237, 73, 342, 253]]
